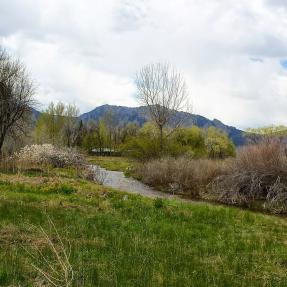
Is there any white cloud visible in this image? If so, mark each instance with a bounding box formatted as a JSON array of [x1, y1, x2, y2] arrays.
[[1, 0, 287, 129]]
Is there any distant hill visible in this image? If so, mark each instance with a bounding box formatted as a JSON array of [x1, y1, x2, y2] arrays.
[[80, 104, 245, 146], [31, 108, 41, 121]]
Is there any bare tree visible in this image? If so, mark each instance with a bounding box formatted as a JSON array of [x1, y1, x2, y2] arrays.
[[63, 104, 82, 147], [0, 47, 35, 154], [136, 63, 191, 151]]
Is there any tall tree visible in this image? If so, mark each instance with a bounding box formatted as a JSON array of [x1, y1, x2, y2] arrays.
[[63, 104, 82, 147], [103, 108, 118, 152], [136, 63, 191, 152], [0, 47, 35, 154], [35, 102, 82, 147], [35, 102, 66, 145]]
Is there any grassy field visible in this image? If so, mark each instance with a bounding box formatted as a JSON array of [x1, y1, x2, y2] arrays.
[[0, 168, 287, 286], [87, 156, 133, 172]]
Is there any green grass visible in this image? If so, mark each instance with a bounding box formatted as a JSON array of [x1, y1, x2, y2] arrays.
[[0, 169, 287, 286], [87, 156, 134, 172]]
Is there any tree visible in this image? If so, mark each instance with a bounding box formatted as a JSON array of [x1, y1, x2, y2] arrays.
[[120, 122, 161, 160], [103, 108, 118, 152], [0, 47, 35, 154], [136, 63, 191, 152], [172, 126, 206, 157], [205, 127, 235, 159], [35, 102, 66, 145], [35, 102, 82, 147], [81, 119, 108, 153], [245, 126, 287, 144], [63, 104, 82, 147]]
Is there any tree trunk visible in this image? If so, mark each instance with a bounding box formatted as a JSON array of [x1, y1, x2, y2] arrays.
[[0, 135, 5, 158], [159, 125, 163, 153]]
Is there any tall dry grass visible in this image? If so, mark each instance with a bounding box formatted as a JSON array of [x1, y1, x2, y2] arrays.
[[138, 140, 287, 213], [213, 140, 287, 212], [138, 157, 226, 197]]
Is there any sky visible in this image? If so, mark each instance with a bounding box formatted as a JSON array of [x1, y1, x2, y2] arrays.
[[1, 0, 287, 129]]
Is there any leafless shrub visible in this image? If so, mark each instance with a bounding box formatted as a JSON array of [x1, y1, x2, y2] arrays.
[[138, 157, 225, 197], [265, 177, 287, 213], [213, 140, 287, 213], [92, 166, 107, 185], [24, 216, 74, 287]]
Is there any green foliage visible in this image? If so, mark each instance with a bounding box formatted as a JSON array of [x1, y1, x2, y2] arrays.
[[35, 102, 82, 147], [121, 122, 235, 160], [246, 125, 287, 136], [35, 102, 66, 145], [245, 125, 287, 143], [81, 119, 109, 153], [170, 126, 207, 158], [120, 122, 162, 160], [205, 127, 236, 159]]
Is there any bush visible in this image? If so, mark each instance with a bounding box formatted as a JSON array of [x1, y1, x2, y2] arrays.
[[213, 140, 287, 213], [137, 157, 225, 197], [121, 123, 235, 161], [14, 144, 84, 169]]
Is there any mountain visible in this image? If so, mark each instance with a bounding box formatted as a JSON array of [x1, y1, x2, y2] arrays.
[[31, 108, 41, 121], [80, 104, 245, 146]]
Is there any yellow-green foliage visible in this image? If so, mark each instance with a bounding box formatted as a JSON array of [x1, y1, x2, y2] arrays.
[[121, 122, 235, 160], [120, 122, 161, 160], [169, 126, 207, 158], [245, 125, 287, 144], [35, 102, 81, 147], [246, 125, 287, 136], [35, 102, 66, 145], [82, 120, 108, 152], [205, 127, 236, 159]]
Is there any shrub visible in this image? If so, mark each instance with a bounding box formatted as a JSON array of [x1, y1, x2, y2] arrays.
[[14, 144, 84, 169], [137, 157, 225, 197], [213, 140, 287, 213]]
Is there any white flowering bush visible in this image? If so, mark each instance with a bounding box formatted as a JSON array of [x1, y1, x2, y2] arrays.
[[14, 144, 84, 168]]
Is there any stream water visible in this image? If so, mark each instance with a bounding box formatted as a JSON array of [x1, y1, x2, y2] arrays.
[[92, 165, 177, 199]]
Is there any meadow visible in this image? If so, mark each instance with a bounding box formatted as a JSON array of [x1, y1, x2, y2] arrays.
[[0, 167, 287, 286]]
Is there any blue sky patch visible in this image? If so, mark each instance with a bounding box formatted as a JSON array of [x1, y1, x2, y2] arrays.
[[280, 59, 287, 69]]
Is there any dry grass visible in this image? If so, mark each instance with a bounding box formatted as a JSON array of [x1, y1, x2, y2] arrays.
[[24, 216, 74, 287], [213, 140, 287, 213], [137, 141, 287, 213], [138, 157, 226, 197]]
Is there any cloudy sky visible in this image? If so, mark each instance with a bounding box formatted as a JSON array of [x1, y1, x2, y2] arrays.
[[1, 0, 287, 129]]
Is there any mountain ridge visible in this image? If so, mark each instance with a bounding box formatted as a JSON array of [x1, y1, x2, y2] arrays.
[[79, 104, 245, 145]]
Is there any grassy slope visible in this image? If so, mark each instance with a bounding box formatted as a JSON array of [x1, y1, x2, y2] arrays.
[[0, 169, 287, 286]]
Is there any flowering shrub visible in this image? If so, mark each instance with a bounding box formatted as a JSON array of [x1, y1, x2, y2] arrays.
[[14, 144, 84, 168]]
